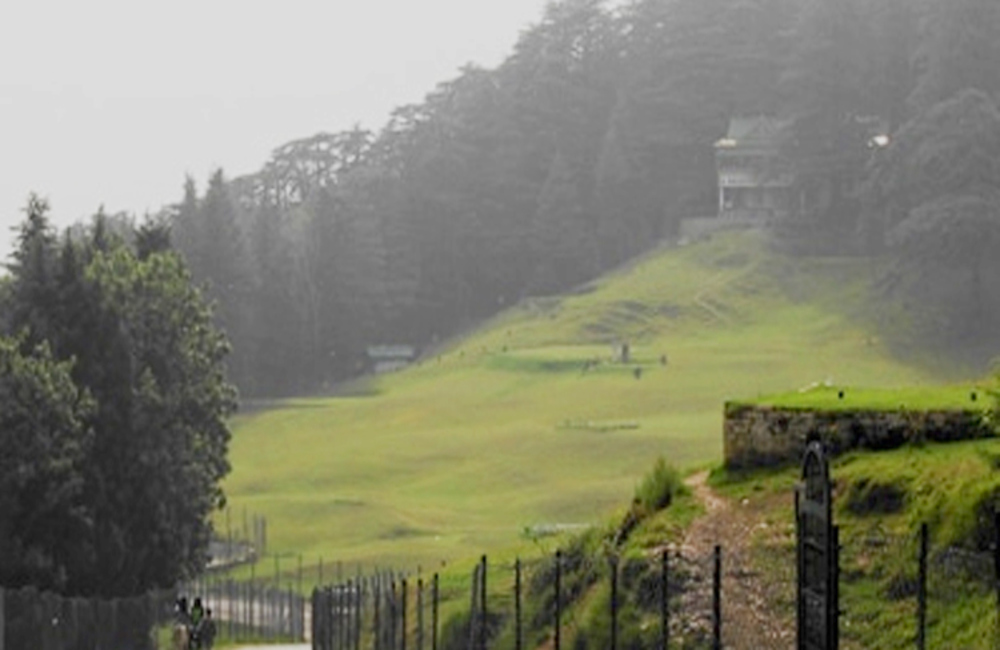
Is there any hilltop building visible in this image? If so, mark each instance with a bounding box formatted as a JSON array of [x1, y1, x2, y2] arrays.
[[714, 115, 795, 222]]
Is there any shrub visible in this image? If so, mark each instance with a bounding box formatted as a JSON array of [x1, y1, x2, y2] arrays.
[[634, 457, 685, 512]]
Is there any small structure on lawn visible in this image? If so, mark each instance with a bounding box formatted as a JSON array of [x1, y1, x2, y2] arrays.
[[366, 344, 416, 374]]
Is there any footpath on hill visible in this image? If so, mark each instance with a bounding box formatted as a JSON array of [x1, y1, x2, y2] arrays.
[[678, 471, 795, 650]]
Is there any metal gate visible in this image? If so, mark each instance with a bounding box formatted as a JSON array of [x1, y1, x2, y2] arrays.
[[796, 441, 839, 650]]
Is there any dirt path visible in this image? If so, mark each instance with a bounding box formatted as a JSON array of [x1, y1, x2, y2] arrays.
[[676, 471, 795, 649]]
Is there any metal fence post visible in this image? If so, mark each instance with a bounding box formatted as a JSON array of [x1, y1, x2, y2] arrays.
[[610, 555, 618, 650], [390, 580, 398, 650], [713, 545, 722, 650], [372, 573, 382, 650], [480, 555, 488, 650], [356, 579, 363, 650], [555, 549, 562, 650], [917, 523, 928, 650], [661, 549, 669, 650], [432, 574, 439, 650], [401, 579, 408, 650], [417, 579, 424, 650], [994, 510, 1000, 647], [515, 559, 522, 650]]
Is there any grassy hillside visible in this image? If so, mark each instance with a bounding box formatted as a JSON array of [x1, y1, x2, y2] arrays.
[[223, 231, 968, 578]]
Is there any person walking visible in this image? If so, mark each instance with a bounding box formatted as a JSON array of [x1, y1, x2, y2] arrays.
[[201, 608, 217, 649]]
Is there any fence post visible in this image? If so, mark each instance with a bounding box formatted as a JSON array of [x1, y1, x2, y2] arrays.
[[349, 580, 356, 649], [480, 555, 488, 650], [390, 580, 398, 650], [994, 510, 1000, 647], [661, 549, 669, 650], [417, 578, 424, 650], [339, 584, 347, 650], [356, 579, 363, 650], [515, 559, 522, 650], [832, 525, 840, 650], [713, 545, 722, 650], [311, 589, 318, 650], [609, 555, 618, 650], [250, 564, 256, 633], [374, 578, 381, 650], [403, 579, 409, 650], [917, 523, 928, 650], [432, 574, 439, 650], [555, 549, 562, 650]]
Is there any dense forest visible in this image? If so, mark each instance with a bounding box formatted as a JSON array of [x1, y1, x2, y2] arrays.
[[100, 0, 1000, 394]]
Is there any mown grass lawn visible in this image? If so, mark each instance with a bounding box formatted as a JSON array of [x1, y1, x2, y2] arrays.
[[740, 383, 989, 411], [221, 232, 972, 585]]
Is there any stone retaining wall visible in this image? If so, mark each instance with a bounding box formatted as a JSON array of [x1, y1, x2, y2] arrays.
[[723, 403, 993, 469]]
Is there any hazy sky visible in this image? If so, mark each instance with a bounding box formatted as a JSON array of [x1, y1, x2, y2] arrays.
[[0, 0, 548, 262]]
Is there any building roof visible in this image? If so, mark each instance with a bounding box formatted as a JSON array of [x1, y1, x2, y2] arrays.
[[716, 115, 792, 149]]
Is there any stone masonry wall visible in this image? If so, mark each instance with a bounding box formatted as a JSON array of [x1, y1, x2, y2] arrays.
[[723, 403, 993, 470]]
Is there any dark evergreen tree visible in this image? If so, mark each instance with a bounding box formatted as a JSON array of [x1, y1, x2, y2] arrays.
[[0, 336, 93, 593]]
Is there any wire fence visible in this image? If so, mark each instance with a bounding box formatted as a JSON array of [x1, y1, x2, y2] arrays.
[[310, 546, 800, 650], [838, 523, 1000, 650], [308, 520, 1000, 650]]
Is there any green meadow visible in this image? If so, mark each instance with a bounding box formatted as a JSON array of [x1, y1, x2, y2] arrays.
[[222, 231, 974, 581]]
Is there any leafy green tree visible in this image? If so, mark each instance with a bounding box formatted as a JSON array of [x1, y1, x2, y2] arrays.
[[4, 206, 236, 595], [78, 245, 236, 594], [908, 0, 1000, 114], [866, 89, 1000, 344], [0, 336, 93, 592]]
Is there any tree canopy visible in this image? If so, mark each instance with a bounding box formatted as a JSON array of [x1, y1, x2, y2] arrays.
[[1, 200, 235, 596]]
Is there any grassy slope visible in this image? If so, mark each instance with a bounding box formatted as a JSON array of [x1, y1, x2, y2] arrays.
[[223, 231, 967, 578]]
